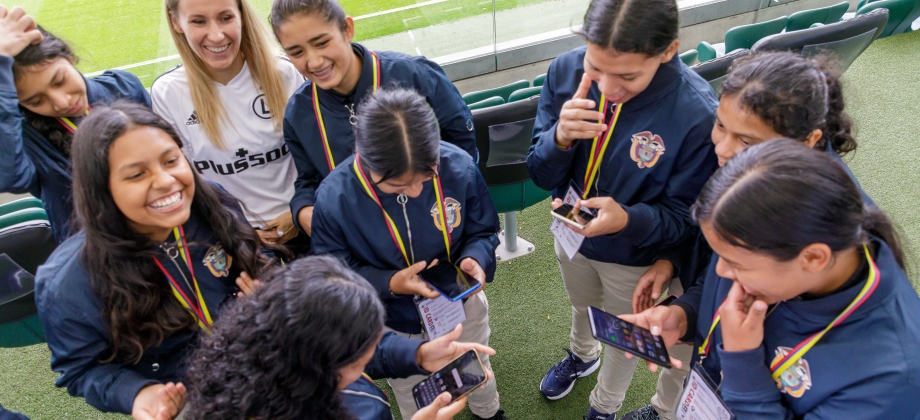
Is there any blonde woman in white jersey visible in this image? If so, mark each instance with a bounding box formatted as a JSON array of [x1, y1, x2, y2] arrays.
[[152, 0, 308, 252]]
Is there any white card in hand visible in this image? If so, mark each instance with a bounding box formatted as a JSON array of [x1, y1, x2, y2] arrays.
[[550, 184, 586, 260]]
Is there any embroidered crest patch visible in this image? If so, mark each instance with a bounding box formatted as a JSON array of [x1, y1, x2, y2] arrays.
[[203, 243, 232, 278], [629, 131, 666, 168], [772, 346, 812, 398], [431, 197, 462, 233]]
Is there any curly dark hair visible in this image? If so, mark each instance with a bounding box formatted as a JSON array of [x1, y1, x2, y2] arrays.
[[720, 51, 857, 156], [70, 101, 287, 364], [184, 255, 385, 420]]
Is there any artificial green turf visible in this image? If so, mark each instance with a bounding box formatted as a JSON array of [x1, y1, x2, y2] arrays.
[[13, 0, 552, 87], [2, 29, 919, 420]]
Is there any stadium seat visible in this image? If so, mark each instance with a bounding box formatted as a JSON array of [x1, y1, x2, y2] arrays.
[[855, 0, 918, 37], [0, 208, 56, 348], [786, 2, 851, 32], [533, 73, 546, 87], [468, 96, 505, 110], [0, 197, 43, 217], [462, 79, 530, 105], [697, 16, 789, 62], [680, 49, 698, 66], [508, 86, 542, 102], [0, 254, 44, 348], [471, 96, 550, 261], [690, 48, 750, 94], [754, 9, 888, 72]]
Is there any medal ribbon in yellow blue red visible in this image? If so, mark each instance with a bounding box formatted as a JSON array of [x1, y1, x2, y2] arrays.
[[153, 226, 214, 333], [55, 105, 92, 134], [582, 97, 622, 199], [698, 245, 880, 383], [352, 154, 452, 267], [313, 51, 381, 172]]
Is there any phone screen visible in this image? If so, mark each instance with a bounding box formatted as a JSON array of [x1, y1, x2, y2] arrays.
[[552, 204, 596, 225], [413, 350, 487, 409], [588, 306, 671, 368], [418, 263, 481, 301]]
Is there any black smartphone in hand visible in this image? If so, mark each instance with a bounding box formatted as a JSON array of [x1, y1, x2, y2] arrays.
[[412, 350, 487, 409], [418, 263, 481, 301], [587, 306, 672, 368]]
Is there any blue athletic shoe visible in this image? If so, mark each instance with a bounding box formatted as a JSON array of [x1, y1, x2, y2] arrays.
[[585, 406, 616, 420], [539, 348, 601, 400]]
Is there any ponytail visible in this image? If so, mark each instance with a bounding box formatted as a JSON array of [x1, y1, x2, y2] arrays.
[[816, 59, 857, 156], [861, 205, 906, 270]]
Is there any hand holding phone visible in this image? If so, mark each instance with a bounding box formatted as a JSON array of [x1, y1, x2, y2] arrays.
[[413, 350, 488, 409], [419, 263, 482, 301], [550, 203, 596, 229], [587, 306, 672, 369]]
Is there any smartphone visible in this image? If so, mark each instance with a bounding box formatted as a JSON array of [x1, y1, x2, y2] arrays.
[[550, 203, 596, 229], [418, 263, 481, 302], [587, 306, 672, 369], [413, 350, 487, 409]]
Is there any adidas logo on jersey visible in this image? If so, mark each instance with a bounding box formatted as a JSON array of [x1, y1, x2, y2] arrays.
[[186, 112, 200, 126]]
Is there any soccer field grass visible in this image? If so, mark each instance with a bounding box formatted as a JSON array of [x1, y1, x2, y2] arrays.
[[13, 0, 551, 86]]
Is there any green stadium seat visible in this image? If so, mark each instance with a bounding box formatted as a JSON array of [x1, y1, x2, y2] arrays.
[[471, 96, 549, 261], [533, 73, 546, 87], [0, 197, 43, 217], [856, 0, 920, 36], [787, 2, 850, 32], [468, 96, 505, 110], [698, 16, 789, 62], [508, 86, 542, 102], [0, 208, 55, 348], [680, 49, 698, 66], [462, 79, 530, 105]]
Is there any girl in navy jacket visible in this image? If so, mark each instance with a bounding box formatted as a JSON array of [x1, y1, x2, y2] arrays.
[[183, 255, 494, 420], [269, 0, 478, 237], [0, 12, 150, 243], [688, 140, 919, 419], [311, 88, 504, 420], [34, 102, 282, 419], [525, 0, 717, 417], [643, 51, 876, 350]]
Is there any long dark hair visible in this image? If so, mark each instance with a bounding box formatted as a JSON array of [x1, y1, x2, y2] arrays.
[[184, 255, 385, 420], [269, 0, 348, 34], [692, 139, 904, 269], [577, 0, 678, 55], [13, 26, 81, 155], [70, 101, 281, 364], [354, 87, 440, 183], [720, 51, 857, 156]]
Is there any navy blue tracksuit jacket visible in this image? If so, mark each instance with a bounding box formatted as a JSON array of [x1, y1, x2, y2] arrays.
[[312, 142, 499, 334], [34, 209, 244, 414], [527, 48, 718, 267], [692, 238, 920, 419], [284, 43, 478, 232], [343, 333, 428, 420], [0, 55, 150, 243]]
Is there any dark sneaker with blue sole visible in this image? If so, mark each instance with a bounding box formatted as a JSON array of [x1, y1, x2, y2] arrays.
[[621, 404, 660, 420], [585, 406, 616, 420], [539, 348, 601, 400]]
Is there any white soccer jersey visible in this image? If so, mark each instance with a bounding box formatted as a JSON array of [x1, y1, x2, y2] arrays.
[[151, 58, 305, 226]]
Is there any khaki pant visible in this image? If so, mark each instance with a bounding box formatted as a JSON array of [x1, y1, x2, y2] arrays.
[[386, 291, 501, 419], [556, 240, 693, 419]]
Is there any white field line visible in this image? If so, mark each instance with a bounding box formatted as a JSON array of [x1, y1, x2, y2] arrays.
[[353, 0, 448, 20], [83, 0, 450, 75]]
